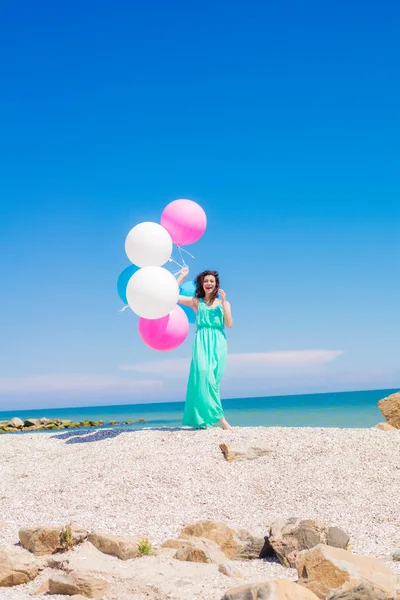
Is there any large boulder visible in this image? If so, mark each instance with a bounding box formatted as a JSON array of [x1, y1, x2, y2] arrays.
[[268, 518, 350, 567], [219, 443, 273, 462], [0, 545, 39, 587], [222, 579, 319, 600], [19, 525, 88, 556], [88, 531, 140, 560], [173, 537, 227, 564], [48, 572, 109, 598], [296, 544, 397, 599], [178, 520, 265, 560], [378, 392, 400, 429]]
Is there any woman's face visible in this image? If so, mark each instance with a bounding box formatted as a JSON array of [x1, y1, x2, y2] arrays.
[[203, 275, 216, 294]]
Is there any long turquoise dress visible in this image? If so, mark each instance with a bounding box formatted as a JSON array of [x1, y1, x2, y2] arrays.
[[182, 299, 227, 428]]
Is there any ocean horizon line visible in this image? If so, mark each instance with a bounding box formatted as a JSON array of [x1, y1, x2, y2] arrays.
[[0, 386, 397, 417]]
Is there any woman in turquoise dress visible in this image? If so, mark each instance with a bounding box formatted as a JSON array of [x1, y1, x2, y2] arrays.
[[177, 267, 233, 430]]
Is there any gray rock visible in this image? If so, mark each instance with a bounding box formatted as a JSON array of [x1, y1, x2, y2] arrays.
[[393, 548, 400, 561], [326, 581, 387, 600], [268, 518, 350, 567]]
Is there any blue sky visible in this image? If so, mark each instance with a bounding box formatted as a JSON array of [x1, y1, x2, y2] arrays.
[[0, 0, 399, 409]]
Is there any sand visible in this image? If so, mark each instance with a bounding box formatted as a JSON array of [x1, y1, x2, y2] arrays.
[[0, 426, 399, 598]]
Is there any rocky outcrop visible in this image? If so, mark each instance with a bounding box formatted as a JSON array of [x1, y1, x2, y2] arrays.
[[268, 518, 350, 567], [222, 579, 319, 600], [219, 443, 273, 462], [88, 531, 140, 560], [296, 544, 397, 599], [0, 546, 39, 587], [0, 416, 145, 433], [19, 525, 88, 556], [48, 572, 110, 598], [377, 392, 400, 429]]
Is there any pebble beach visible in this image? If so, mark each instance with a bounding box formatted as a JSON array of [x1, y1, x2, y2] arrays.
[[0, 425, 399, 599]]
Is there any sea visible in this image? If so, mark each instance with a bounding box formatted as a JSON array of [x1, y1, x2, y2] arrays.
[[0, 388, 396, 432]]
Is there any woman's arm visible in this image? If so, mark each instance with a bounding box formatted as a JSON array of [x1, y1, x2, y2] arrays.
[[219, 289, 233, 328], [178, 295, 194, 307], [176, 266, 189, 288]]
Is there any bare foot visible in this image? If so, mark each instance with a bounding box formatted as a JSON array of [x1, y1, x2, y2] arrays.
[[219, 418, 233, 430]]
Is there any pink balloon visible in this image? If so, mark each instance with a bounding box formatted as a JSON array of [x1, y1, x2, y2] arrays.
[[161, 199, 207, 246], [138, 305, 189, 352]]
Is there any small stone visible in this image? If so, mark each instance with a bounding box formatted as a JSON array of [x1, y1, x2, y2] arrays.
[[393, 549, 400, 561], [218, 563, 242, 578], [219, 443, 273, 461], [374, 422, 397, 431]]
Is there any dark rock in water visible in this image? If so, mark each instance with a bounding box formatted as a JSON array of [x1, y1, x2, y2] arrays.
[[24, 419, 42, 427], [124, 420, 135, 425]]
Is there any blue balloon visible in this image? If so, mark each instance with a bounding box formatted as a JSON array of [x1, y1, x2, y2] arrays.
[[117, 265, 139, 305], [179, 280, 196, 324], [180, 280, 196, 296]]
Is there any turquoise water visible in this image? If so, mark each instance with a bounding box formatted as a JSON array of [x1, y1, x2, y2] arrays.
[[0, 388, 395, 431]]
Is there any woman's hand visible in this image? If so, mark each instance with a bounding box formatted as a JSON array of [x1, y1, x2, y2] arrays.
[[176, 266, 189, 287], [220, 290, 233, 328]]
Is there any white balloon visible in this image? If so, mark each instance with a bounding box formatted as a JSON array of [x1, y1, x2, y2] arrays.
[[125, 222, 172, 267], [126, 266, 179, 319]]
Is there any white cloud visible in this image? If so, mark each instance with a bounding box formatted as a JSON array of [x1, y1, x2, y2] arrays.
[[120, 350, 344, 376], [0, 374, 163, 396]]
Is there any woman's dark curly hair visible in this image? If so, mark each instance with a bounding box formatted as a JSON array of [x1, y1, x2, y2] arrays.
[[195, 270, 220, 306]]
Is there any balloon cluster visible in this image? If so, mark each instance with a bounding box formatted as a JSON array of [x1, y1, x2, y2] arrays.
[[118, 199, 206, 352]]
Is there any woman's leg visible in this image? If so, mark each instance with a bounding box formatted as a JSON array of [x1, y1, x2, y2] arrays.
[[219, 417, 233, 430]]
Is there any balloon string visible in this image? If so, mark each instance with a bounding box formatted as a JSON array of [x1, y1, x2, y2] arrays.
[[168, 257, 184, 268], [177, 245, 195, 260], [176, 245, 186, 266], [118, 306, 129, 313]]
